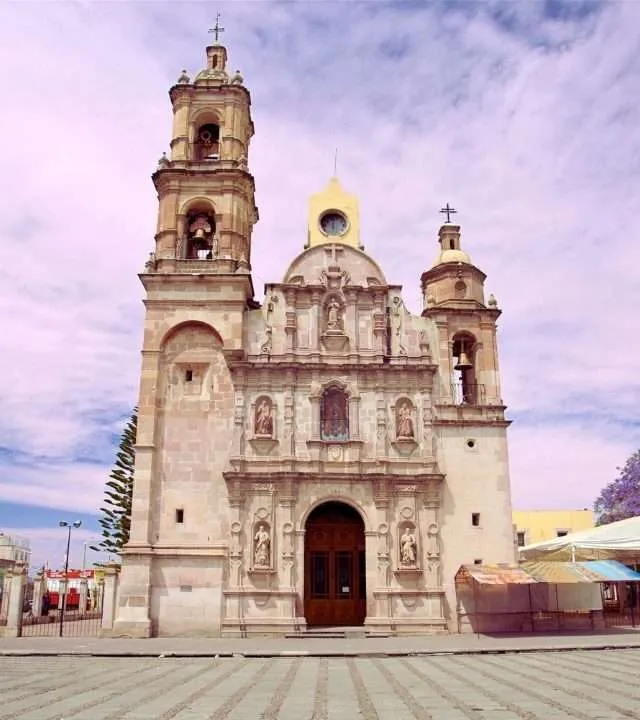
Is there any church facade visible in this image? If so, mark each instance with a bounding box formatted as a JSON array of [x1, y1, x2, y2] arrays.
[[112, 38, 516, 637]]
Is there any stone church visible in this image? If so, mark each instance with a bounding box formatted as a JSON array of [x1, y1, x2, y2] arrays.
[[112, 36, 516, 637]]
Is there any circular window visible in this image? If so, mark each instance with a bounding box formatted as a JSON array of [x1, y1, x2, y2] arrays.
[[319, 211, 348, 236], [466, 439, 476, 449]]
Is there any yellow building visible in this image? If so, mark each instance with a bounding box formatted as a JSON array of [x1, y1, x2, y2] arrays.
[[513, 510, 594, 548]]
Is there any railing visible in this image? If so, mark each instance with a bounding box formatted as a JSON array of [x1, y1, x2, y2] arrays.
[[448, 383, 486, 406]]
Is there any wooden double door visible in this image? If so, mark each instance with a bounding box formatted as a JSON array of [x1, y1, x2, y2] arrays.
[[304, 502, 366, 627]]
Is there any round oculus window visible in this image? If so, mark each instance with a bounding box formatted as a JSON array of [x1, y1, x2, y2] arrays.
[[320, 211, 347, 236]]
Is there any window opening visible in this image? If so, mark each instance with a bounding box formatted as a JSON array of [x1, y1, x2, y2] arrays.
[[471, 513, 480, 527], [185, 369, 193, 382], [320, 387, 349, 441], [517, 531, 526, 547], [175, 509, 184, 524]]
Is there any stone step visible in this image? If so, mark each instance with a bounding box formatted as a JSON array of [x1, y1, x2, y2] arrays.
[[285, 627, 392, 639]]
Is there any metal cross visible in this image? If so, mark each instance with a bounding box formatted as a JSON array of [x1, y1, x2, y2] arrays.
[[208, 13, 225, 43], [440, 203, 458, 224]]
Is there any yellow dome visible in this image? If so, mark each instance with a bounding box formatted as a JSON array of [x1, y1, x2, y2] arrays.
[[432, 248, 471, 267]]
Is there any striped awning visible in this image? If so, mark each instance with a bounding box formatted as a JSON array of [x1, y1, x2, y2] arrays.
[[522, 560, 640, 584], [456, 560, 640, 586]]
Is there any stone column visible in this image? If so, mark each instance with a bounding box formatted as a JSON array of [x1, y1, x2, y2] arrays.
[[99, 566, 120, 635], [348, 392, 361, 440], [0, 573, 11, 621], [78, 578, 88, 616], [3, 566, 27, 638], [31, 573, 45, 618]]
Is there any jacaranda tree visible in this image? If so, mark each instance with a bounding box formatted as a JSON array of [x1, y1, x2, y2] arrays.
[[92, 409, 137, 555], [594, 449, 640, 526]]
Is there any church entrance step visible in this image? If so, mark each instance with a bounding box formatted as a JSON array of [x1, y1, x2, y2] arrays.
[[285, 626, 391, 639]]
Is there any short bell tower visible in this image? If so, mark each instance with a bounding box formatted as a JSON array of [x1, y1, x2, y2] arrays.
[[421, 205, 503, 407]]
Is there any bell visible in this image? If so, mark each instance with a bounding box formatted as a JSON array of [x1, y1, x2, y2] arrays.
[[454, 346, 473, 370], [194, 227, 206, 240]]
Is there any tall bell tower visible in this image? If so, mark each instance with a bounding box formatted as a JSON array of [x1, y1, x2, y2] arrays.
[[112, 25, 259, 637]]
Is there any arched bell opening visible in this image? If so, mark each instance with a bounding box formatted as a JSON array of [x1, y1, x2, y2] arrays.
[[452, 332, 478, 404], [196, 122, 220, 161], [186, 210, 216, 260], [304, 501, 366, 627]]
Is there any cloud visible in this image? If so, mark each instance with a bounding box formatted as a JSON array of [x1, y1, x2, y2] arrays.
[[0, 0, 638, 537]]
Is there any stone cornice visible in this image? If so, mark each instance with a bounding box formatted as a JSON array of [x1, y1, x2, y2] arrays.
[[228, 359, 438, 374]]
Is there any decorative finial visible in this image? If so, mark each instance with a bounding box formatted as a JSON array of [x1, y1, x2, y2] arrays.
[[230, 69, 244, 85], [440, 203, 457, 224], [178, 69, 190, 84], [488, 294, 498, 308], [157, 152, 170, 169], [208, 12, 225, 44], [333, 148, 338, 177]]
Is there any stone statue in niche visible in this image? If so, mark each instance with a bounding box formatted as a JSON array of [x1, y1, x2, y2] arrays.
[[254, 397, 274, 436], [400, 527, 417, 566], [254, 524, 271, 567], [390, 296, 408, 356], [326, 298, 343, 332], [321, 388, 349, 440], [396, 400, 415, 439]]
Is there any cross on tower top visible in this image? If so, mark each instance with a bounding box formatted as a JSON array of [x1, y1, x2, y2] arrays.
[[439, 203, 458, 224], [208, 12, 225, 44]]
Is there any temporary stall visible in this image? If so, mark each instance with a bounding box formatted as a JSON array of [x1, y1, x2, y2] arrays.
[[455, 560, 640, 634], [519, 516, 640, 564]]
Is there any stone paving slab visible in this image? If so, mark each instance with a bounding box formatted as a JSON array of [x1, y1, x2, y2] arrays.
[[1, 630, 640, 658], [0, 649, 639, 719]]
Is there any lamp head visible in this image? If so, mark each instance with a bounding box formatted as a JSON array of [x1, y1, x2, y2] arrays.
[[73, 521, 82, 528], [59, 521, 68, 528]]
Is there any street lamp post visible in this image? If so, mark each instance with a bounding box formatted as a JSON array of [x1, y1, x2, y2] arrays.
[[58, 520, 82, 637]]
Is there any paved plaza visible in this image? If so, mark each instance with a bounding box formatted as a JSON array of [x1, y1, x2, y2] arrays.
[[0, 649, 639, 719]]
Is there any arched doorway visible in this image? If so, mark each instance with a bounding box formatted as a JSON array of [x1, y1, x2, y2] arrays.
[[304, 501, 366, 627]]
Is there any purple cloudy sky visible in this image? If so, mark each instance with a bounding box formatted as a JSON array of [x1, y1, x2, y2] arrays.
[[0, 1, 638, 570]]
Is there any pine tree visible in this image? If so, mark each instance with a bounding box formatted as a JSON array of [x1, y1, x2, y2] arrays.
[[92, 409, 138, 555], [594, 449, 640, 526]]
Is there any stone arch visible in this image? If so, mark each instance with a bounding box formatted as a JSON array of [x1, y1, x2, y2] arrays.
[[176, 198, 218, 260], [189, 109, 223, 160], [300, 496, 371, 533], [160, 320, 224, 353]]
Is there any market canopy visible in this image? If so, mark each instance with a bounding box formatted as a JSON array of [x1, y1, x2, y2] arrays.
[[519, 516, 640, 561], [456, 560, 640, 586]]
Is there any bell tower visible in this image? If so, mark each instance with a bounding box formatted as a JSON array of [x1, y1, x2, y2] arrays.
[[421, 206, 503, 407], [112, 26, 259, 638], [150, 22, 258, 275]]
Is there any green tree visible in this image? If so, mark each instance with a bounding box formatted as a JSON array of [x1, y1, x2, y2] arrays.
[[92, 409, 137, 555]]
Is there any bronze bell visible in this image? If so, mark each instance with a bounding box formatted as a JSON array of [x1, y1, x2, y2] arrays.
[[454, 343, 473, 370], [194, 227, 206, 240]]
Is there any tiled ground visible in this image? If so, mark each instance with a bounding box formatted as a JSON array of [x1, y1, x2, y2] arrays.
[[0, 649, 638, 719]]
